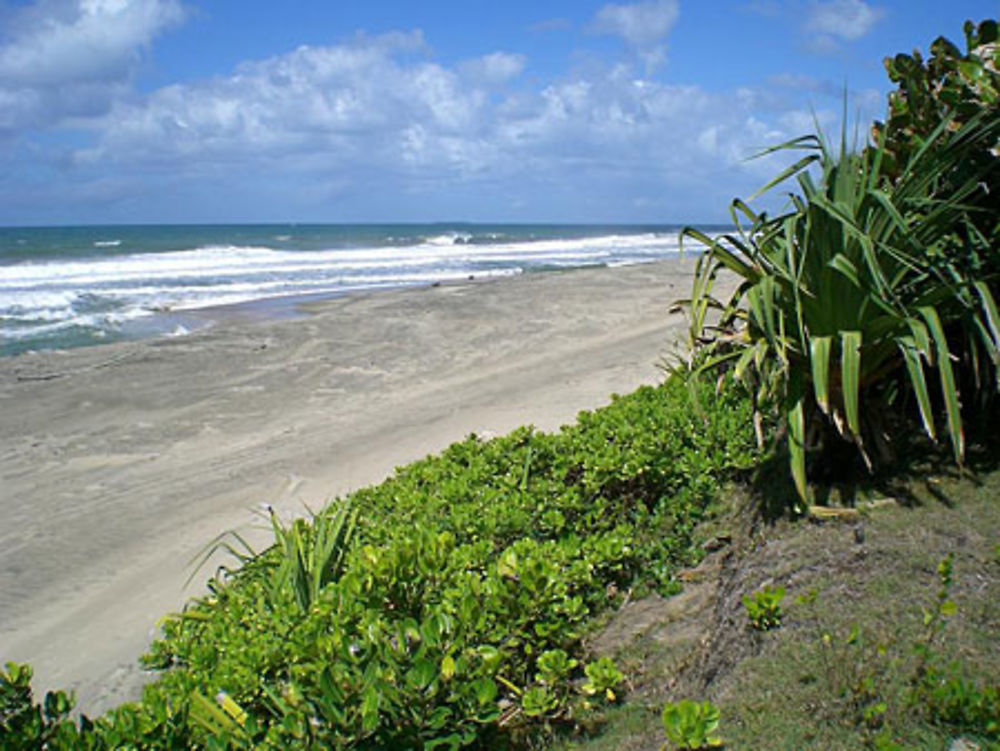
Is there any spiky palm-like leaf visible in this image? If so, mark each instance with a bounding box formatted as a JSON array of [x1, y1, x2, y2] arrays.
[[678, 112, 1000, 502], [269, 499, 358, 613]]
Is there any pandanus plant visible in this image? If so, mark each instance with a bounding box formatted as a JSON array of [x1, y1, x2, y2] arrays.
[[679, 112, 1000, 502]]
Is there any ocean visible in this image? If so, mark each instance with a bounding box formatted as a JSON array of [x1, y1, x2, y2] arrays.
[[0, 223, 710, 357]]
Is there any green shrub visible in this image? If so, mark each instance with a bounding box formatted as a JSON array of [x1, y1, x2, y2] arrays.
[[535, 649, 578, 688], [874, 19, 999, 191], [0, 663, 89, 749], [10, 378, 756, 748], [874, 19, 1000, 407]]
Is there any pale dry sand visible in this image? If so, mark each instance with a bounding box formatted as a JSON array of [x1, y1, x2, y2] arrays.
[[0, 258, 705, 716]]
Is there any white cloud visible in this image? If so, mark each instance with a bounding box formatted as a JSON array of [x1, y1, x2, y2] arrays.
[[745, 0, 781, 16], [76, 34, 807, 220], [805, 0, 884, 41], [529, 18, 573, 34], [0, 0, 184, 132], [81, 32, 496, 175], [593, 0, 679, 49], [592, 0, 679, 72], [3, 26, 839, 222], [459, 52, 527, 84]]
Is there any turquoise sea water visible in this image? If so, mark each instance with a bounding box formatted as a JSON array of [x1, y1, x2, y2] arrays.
[[0, 223, 713, 356]]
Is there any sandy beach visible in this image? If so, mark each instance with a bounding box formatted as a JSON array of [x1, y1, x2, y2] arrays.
[[0, 258, 704, 716]]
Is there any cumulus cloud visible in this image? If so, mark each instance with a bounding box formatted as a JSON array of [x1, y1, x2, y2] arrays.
[[87, 34, 774, 174], [0, 20, 841, 222], [0, 0, 185, 133], [82, 32, 496, 172], [46, 30, 819, 222], [805, 0, 884, 42], [592, 0, 679, 72]]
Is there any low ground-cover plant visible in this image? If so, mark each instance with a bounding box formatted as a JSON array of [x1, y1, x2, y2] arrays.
[[910, 554, 1000, 743], [742, 584, 785, 631], [2, 377, 758, 748], [660, 699, 723, 750], [790, 554, 999, 747], [0, 663, 88, 748], [580, 657, 624, 703]]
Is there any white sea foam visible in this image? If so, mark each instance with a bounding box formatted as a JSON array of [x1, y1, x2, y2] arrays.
[[424, 232, 472, 246], [0, 234, 682, 289], [2, 289, 80, 315], [3, 309, 144, 340], [1, 231, 684, 349]]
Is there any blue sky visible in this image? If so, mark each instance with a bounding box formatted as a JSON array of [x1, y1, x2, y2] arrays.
[[0, 0, 996, 225]]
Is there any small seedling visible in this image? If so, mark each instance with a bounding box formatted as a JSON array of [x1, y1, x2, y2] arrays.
[[535, 649, 578, 687], [521, 686, 558, 717], [661, 699, 723, 749], [581, 657, 624, 702], [795, 588, 818, 607], [743, 585, 786, 630]]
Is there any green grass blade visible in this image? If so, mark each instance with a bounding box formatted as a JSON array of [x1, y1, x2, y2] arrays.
[[185, 529, 259, 588], [293, 530, 310, 613], [748, 133, 819, 159], [840, 330, 862, 437], [306, 499, 357, 609], [868, 188, 912, 239], [189, 691, 241, 736], [972, 318, 1000, 389]]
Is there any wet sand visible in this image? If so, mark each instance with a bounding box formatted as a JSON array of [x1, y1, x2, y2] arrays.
[[0, 258, 705, 715]]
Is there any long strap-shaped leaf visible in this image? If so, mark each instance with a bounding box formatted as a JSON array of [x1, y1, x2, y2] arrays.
[[898, 335, 937, 442], [974, 281, 1000, 371], [310, 500, 357, 608], [840, 330, 862, 437], [829, 252, 863, 289], [810, 335, 832, 414], [735, 339, 769, 382], [681, 227, 760, 282], [749, 151, 821, 200], [919, 305, 965, 463], [907, 318, 933, 363], [787, 370, 808, 503]]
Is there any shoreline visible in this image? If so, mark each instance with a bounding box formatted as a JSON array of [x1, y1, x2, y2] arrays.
[[2, 220, 700, 360], [0, 257, 707, 716], [4, 259, 679, 362]]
